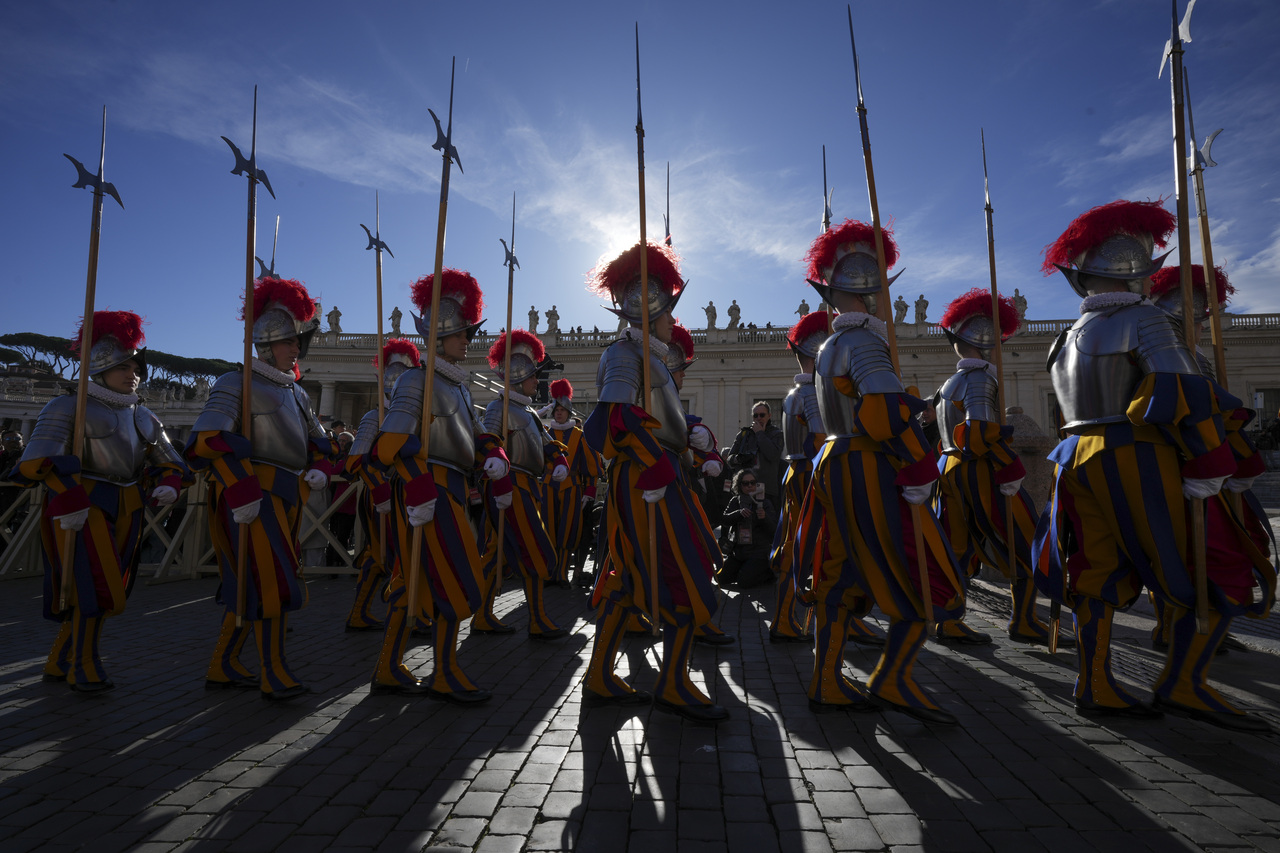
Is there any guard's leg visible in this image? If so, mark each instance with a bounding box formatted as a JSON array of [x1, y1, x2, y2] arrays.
[[1071, 597, 1157, 717], [255, 615, 306, 700], [809, 597, 873, 711], [523, 573, 564, 638], [371, 580, 422, 691], [583, 599, 646, 703], [68, 610, 111, 692], [427, 618, 489, 704], [867, 619, 955, 724], [43, 618, 72, 681], [206, 612, 255, 688], [1153, 606, 1269, 731]]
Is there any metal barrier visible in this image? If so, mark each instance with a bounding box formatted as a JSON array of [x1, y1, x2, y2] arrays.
[[0, 484, 42, 579]]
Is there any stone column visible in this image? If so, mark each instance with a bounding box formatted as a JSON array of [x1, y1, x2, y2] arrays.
[[318, 381, 337, 423]]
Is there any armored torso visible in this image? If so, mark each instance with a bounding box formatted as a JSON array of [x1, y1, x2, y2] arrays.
[[484, 399, 547, 476], [933, 366, 998, 455], [193, 369, 326, 473], [1048, 302, 1200, 432], [814, 324, 903, 438], [380, 366, 482, 473], [782, 382, 823, 461], [596, 337, 688, 454], [23, 393, 182, 485], [349, 408, 380, 459]]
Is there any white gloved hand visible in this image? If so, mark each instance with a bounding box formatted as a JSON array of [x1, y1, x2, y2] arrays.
[[374, 499, 391, 515], [55, 508, 89, 531], [407, 500, 437, 527], [494, 491, 513, 510], [900, 484, 933, 505], [150, 485, 178, 506], [642, 487, 667, 503], [689, 425, 713, 452], [998, 478, 1024, 497], [1183, 476, 1227, 500], [701, 459, 723, 478], [551, 464, 569, 482], [232, 500, 261, 524], [483, 457, 509, 480], [1225, 476, 1257, 493], [304, 468, 328, 490]]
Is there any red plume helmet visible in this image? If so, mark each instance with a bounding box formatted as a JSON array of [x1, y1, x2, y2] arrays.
[[804, 219, 899, 283], [939, 288, 1020, 344], [587, 241, 685, 324], [549, 378, 573, 400], [1042, 200, 1176, 297], [241, 277, 316, 324], [787, 311, 832, 359], [74, 310, 149, 382], [664, 321, 697, 372], [1149, 264, 1233, 322], [488, 328, 545, 384], [373, 337, 422, 368], [411, 269, 485, 339]]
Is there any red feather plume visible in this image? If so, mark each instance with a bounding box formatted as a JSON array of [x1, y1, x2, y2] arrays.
[[240, 277, 316, 323], [549, 379, 573, 399], [1041, 199, 1176, 275], [939, 288, 1021, 340], [586, 241, 683, 300], [804, 219, 899, 283], [73, 310, 145, 354], [372, 337, 422, 368], [410, 269, 484, 324], [788, 311, 832, 346], [1149, 264, 1234, 305], [487, 328, 545, 370], [668, 322, 695, 360]]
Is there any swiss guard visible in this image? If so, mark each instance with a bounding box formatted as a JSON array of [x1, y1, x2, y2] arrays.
[[187, 278, 336, 701], [799, 219, 966, 723], [15, 311, 188, 692], [474, 329, 569, 639], [932, 289, 1054, 646], [345, 338, 421, 632], [1035, 200, 1271, 731], [369, 269, 510, 702], [582, 241, 726, 722], [543, 379, 602, 588]]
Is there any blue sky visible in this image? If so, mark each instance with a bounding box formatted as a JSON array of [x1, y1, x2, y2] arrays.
[[2, 0, 1277, 365]]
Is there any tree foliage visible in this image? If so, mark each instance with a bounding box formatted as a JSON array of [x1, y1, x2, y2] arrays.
[[0, 332, 236, 385], [0, 333, 75, 376], [0, 346, 25, 364]]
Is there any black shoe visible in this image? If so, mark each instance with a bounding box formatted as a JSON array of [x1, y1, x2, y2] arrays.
[[933, 630, 993, 646], [529, 628, 569, 641], [427, 687, 492, 705], [872, 695, 958, 726], [1008, 629, 1075, 648], [1221, 634, 1249, 653], [654, 697, 729, 723], [1074, 698, 1163, 720], [809, 697, 880, 714], [261, 684, 310, 702], [345, 622, 384, 633], [1152, 638, 1170, 652], [472, 622, 516, 635], [695, 632, 736, 646], [41, 672, 67, 683], [769, 631, 811, 645], [370, 679, 432, 696], [70, 679, 115, 694], [205, 677, 258, 691], [1152, 696, 1272, 733], [583, 688, 653, 708]]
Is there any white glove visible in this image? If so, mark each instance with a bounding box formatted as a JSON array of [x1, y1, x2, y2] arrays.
[[689, 425, 713, 452], [232, 500, 261, 524], [304, 468, 328, 490], [998, 478, 1023, 497], [494, 492, 513, 510], [1183, 476, 1227, 500], [483, 457, 509, 480], [150, 485, 178, 506], [551, 464, 569, 482], [407, 500, 437, 527], [55, 508, 89, 531], [642, 487, 667, 503], [1225, 476, 1257, 493], [701, 459, 723, 478], [901, 484, 933, 505], [374, 499, 391, 515]]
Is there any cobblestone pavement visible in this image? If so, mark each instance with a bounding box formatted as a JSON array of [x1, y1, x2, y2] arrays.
[[1, 571, 1278, 852]]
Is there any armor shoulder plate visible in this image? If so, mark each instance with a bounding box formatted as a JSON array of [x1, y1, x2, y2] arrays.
[[597, 340, 643, 405], [291, 383, 328, 442], [959, 368, 999, 424], [482, 400, 503, 435], [192, 372, 243, 433], [381, 367, 425, 435], [21, 394, 77, 462], [350, 409, 379, 457], [844, 327, 904, 395], [1046, 328, 1069, 371], [1133, 306, 1200, 376], [800, 384, 824, 434], [134, 405, 163, 444], [138, 405, 185, 472]]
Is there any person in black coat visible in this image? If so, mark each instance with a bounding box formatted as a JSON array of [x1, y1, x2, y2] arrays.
[[717, 469, 779, 589]]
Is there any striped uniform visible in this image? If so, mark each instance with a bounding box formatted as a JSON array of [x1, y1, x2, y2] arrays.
[[545, 422, 601, 584]]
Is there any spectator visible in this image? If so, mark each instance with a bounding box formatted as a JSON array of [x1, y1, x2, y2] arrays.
[[326, 431, 356, 567], [729, 401, 784, 506], [0, 430, 26, 531], [717, 470, 779, 588]]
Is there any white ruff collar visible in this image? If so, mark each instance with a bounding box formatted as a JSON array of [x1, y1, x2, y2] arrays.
[[616, 326, 670, 358], [957, 358, 996, 377], [505, 389, 533, 407], [434, 359, 468, 384], [252, 358, 295, 385], [87, 382, 139, 407], [794, 373, 813, 385], [549, 421, 575, 432], [832, 311, 888, 342], [1081, 292, 1145, 313]]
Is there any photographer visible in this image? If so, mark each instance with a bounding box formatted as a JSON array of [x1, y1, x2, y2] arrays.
[[728, 402, 784, 507], [717, 469, 779, 589]]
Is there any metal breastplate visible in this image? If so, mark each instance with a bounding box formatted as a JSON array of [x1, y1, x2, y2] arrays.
[[934, 368, 998, 455], [381, 367, 478, 471], [1049, 304, 1200, 431], [486, 401, 544, 475], [249, 375, 313, 472], [782, 385, 815, 460], [349, 409, 380, 458], [596, 339, 687, 453], [80, 397, 146, 483], [814, 327, 904, 438]]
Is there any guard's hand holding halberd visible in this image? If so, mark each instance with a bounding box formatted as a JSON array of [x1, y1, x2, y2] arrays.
[[551, 464, 569, 482], [407, 499, 436, 527], [701, 459, 722, 478], [374, 499, 391, 515], [1183, 476, 1226, 500], [304, 468, 328, 490], [150, 485, 178, 507], [642, 486, 667, 503], [494, 492, 513, 510], [56, 508, 90, 531], [232, 500, 261, 524], [998, 478, 1023, 497], [688, 424, 713, 452], [1225, 475, 1257, 493], [484, 455, 509, 480], [900, 484, 932, 505]]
